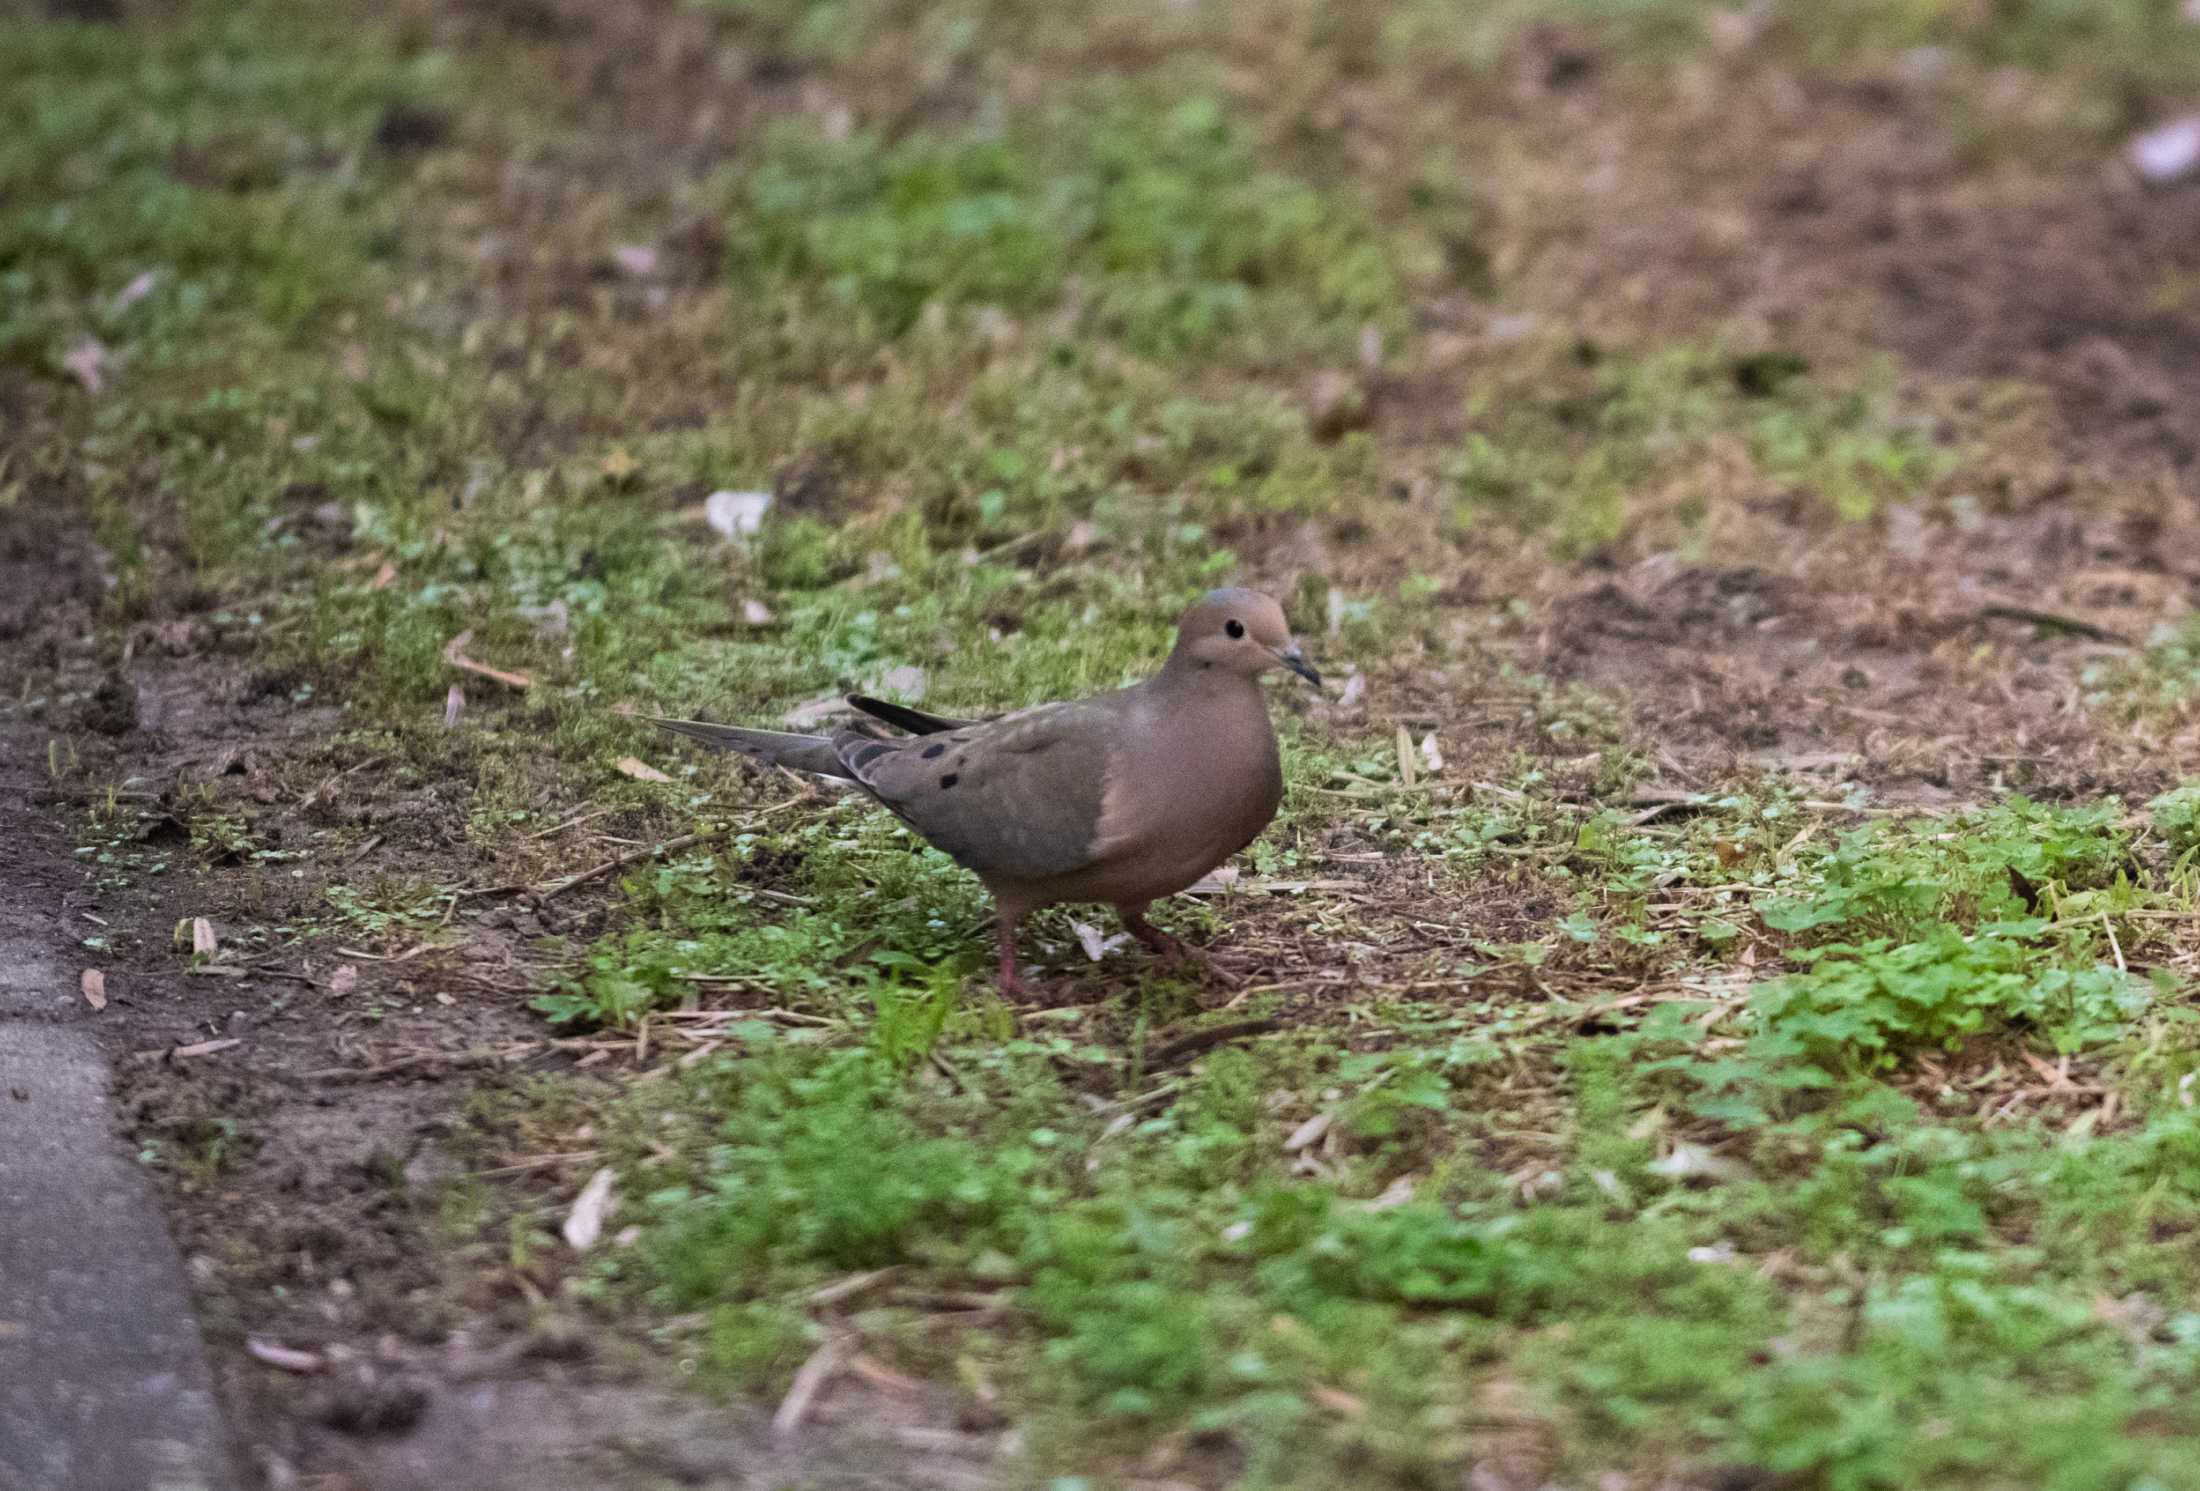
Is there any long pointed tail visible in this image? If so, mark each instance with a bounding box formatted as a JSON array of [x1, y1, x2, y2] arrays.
[[645, 717, 854, 779]]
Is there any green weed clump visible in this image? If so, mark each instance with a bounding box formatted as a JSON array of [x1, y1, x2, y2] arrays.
[[2151, 784, 2200, 860], [1683, 928, 2149, 1123], [1631, 799, 2154, 1123], [727, 89, 1413, 357]]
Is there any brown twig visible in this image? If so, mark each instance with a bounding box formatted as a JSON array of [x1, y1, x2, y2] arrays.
[[927, 1049, 971, 1095], [1975, 605, 2131, 645], [148, 1038, 242, 1061], [527, 805, 615, 840], [772, 1336, 849, 1437], [442, 629, 533, 689], [299, 1047, 511, 1081], [29, 787, 162, 803], [534, 796, 810, 902], [810, 1267, 902, 1310], [536, 828, 727, 900], [452, 882, 533, 901], [187, 962, 328, 989], [1145, 1017, 1283, 1068]]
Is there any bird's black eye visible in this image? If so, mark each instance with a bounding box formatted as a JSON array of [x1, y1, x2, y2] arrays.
[[1225, 618, 1245, 639]]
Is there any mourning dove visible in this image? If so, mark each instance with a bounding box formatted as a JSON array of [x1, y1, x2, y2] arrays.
[[649, 588, 1322, 995]]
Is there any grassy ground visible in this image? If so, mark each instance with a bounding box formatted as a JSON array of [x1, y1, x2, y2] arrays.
[[17, 0, 2200, 1487]]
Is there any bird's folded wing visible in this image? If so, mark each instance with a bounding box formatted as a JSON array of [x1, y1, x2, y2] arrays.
[[834, 702, 1115, 880]]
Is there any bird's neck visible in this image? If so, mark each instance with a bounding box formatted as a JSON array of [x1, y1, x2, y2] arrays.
[[1149, 653, 1268, 707]]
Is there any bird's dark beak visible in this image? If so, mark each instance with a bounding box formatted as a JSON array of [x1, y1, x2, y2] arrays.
[[1274, 644, 1323, 688]]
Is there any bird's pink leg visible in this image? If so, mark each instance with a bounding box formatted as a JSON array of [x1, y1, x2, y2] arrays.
[[995, 910, 1035, 999]]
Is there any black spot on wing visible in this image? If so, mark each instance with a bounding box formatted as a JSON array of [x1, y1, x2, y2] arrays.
[[922, 744, 945, 759], [844, 738, 896, 773], [940, 773, 960, 789]]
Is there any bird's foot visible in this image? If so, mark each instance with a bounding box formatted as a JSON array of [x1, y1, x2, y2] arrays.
[[1131, 923, 1191, 963], [1122, 911, 1243, 988]]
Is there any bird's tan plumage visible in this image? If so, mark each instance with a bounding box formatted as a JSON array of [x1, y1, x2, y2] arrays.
[[647, 587, 1320, 994]]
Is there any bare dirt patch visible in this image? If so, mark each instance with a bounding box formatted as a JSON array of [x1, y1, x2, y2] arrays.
[[1424, 33, 2200, 802], [1539, 548, 2179, 806]]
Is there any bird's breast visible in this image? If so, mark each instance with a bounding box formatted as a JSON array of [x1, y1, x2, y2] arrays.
[[1089, 687, 1283, 889]]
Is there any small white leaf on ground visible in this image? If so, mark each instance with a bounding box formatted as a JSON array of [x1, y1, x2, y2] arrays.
[[781, 692, 845, 730], [704, 489, 772, 541], [62, 338, 107, 393], [1283, 1112, 1333, 1153], [518, 598, 569, 638], [871, 664, 927, 702], [246, 1339, 326, 1374], [1326, 587, 1346, 637], [113, 271, 158, 313], [1336, 669, 1367, 709], [80, 968, 106, 1010], [1419, 732, 1444, 773], [1688, 1242, 1738, 1265], [1356, 1175, 1418, 1211], [1072, 921, 1108, 961], [563, 1166, 617, 1251], [444, 683, 465, 728], [2130, 115, 2200, 185], [610, 244, 659, 277], [1310, 1384, 1366, 1419], [1648, 1141, 1748, 1183], [329, 965, 359, 997], [615, 756, 671, 783], [191, 917, 218, 957], [740, 598, 774, 626]]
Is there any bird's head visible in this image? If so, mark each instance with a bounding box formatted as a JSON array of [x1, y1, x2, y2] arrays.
[[1170, 587, 1322, 687]]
